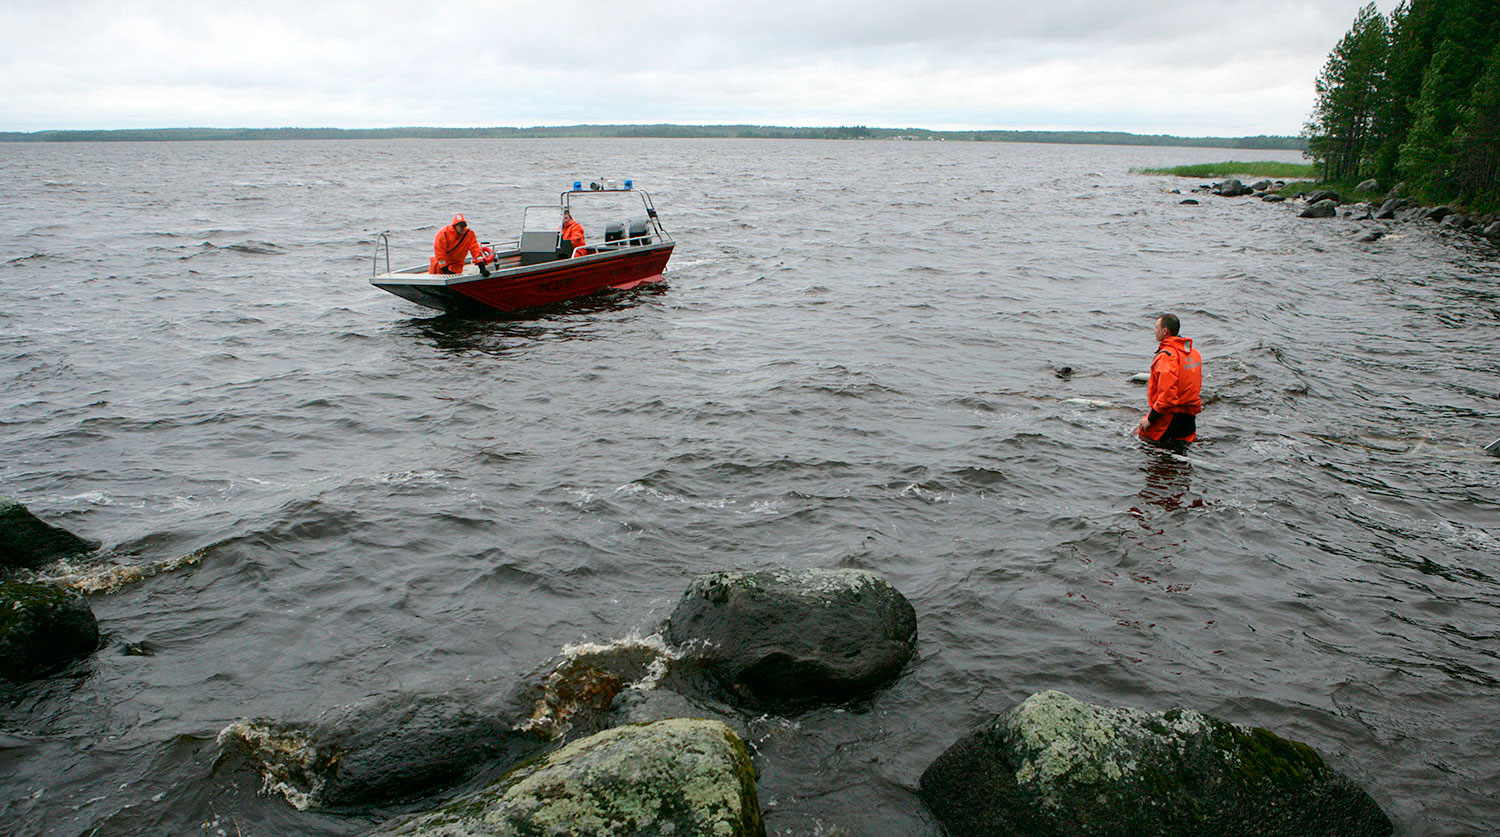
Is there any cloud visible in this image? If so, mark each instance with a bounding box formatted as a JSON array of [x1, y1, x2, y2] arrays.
[[0, 0, 1402, 134]]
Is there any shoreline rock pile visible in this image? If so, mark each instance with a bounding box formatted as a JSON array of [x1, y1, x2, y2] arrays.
[[1201, 178, 1500, 243], [5, 493, 1397, 835], [210, 567, 1392, 836]]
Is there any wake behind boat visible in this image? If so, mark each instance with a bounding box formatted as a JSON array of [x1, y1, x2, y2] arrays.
[[370, 181, 674, 314]]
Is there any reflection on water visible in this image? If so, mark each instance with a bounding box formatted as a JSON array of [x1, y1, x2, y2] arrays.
[[1132, 448, 1199, 520], [398, 284, 669, 356]]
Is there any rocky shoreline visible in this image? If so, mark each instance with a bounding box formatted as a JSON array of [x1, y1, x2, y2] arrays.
[[1194, 177, 1500, 243], [4, 498, 1396, 835]]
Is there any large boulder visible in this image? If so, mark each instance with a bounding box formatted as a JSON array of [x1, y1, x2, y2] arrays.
[[1303, 189, 1343, 205], [0, 496, 98, 570], [1301, 199, 1338, 219], [1355, 178, 1381, 193], [1484, 220, 1500, 238], [1426, 205, 1455, 223], [0, 581, 99, 682], [664, 569, 917, 706], [919, 690, 1392, 837], [374, 719, 764, 836], [218, 695, 546, 809], [1373, 198, 1407, 220], [1214, 179, 1252, 197]]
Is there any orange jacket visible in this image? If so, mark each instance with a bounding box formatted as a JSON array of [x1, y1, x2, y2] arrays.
[[1140, 335, 1202, 442], [1147, 335, 1203, 416], [561, 217, 586, 256], [430, 221, 483, 274]]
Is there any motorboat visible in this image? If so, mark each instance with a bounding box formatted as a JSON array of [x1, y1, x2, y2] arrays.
[[370, 181, 673, 314]]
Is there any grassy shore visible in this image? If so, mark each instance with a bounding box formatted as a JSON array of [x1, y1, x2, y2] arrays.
[[1130, 161, 1317, 178]]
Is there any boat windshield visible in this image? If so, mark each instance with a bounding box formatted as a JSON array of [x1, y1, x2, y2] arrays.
[[522, 206, 563, 232]]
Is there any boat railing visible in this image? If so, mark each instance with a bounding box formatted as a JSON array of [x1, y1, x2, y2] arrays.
[[373, 232, 391, 277]]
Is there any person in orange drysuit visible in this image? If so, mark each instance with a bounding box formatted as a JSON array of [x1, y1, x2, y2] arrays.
[[560, 208, 586, 258], [430, 213, 488, 275], [1137, 313, 1203, 443]]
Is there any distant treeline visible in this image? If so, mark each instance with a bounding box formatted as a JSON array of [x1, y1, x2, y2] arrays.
[[0, 124, 1306, 150], [1306, 0, 1500, 210]]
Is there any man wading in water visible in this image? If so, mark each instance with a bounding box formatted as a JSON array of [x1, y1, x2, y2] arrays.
[[1137, 313, 1202, 443]]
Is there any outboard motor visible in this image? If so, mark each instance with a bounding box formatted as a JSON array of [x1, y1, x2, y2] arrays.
[[627, 219, 651, 246], [604, 221, 625, 246]]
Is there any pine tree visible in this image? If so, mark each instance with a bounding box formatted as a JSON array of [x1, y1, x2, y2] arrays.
[[1399, 40, 1466, 197], [1451, 42, 1500, 210], [1395, 0, 1500, 199], [1369, 0, 1434, 182], [1306, 3, 1389, 184]]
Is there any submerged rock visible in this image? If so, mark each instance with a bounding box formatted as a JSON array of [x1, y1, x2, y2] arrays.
[[1301, 199, 1338, 219], [0, 580, 99, 682], [516, 634, 682, 741], [1262, 193, 1286, 202], [374, 719, 764, 836], [218, 695, 546, 809], [918, 690, 1392, 837], [664, 568, 917, 707], [0, 496, 98, 570]]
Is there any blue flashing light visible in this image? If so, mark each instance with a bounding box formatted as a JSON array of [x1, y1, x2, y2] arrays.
[[573, 181, 582, 191], [624, 179, 633, 190]]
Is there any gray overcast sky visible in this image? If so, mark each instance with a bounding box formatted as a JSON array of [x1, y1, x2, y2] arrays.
[[1, 0, 1400, 135]]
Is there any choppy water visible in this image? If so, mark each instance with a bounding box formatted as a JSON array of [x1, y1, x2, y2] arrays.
[[1, 138, 1497, 835]]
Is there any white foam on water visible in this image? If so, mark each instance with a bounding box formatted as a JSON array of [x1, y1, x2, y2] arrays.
[[33, 549, 207, 595], [215, 720, 324, 811]]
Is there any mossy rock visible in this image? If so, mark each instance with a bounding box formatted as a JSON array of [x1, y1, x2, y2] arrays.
[[664, 568, 918, 707], [0, 581, 100, 682], [374, 718, 764, 836], [0, 496, 99, 570], [918, 690, 1392, 837]]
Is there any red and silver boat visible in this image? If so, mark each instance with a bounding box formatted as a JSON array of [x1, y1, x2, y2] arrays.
[[370, 181, 673, 314]]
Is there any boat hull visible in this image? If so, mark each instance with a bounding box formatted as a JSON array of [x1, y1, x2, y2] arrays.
[[372, 242, 673, 314]]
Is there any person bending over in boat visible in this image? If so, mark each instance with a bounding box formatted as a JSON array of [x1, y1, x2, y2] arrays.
[[431, 213, 490, 276], [560, 208, 586, 258], [1137, 312, 1203, 443]]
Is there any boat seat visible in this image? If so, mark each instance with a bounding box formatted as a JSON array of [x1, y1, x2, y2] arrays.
[[520, 230, 562, 265]]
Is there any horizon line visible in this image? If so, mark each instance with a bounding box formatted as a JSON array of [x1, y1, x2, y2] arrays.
[[0, 123, 1304, 140]]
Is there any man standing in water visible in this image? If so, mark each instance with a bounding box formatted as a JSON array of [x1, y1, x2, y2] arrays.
[[1137, 313, 1202, 443], [430, 213, 489, 276]]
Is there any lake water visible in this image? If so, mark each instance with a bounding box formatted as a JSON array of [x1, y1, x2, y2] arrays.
[[1, 138, 1496, 835]]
